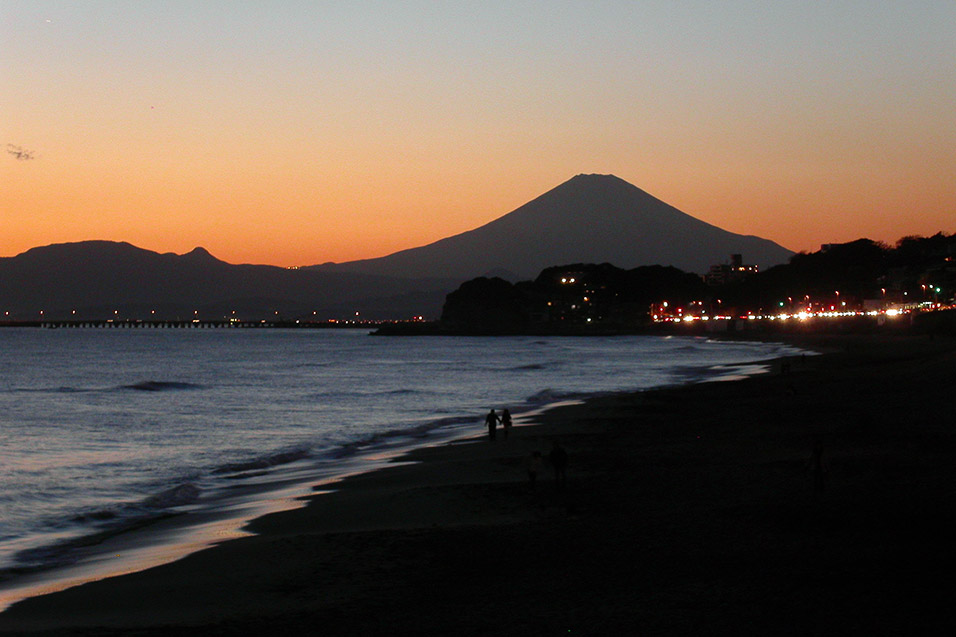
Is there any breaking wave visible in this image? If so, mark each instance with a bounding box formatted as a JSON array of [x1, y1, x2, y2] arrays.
[[121, 381, 204, 392], [524, 388, 583, 404], [212, 448, 313, 475]]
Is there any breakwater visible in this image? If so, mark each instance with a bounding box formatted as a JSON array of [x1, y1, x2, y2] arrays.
[[0, 319, 378, 329]]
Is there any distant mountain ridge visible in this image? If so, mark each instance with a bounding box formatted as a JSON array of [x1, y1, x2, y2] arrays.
[[314, 174, 793, 280], [0, 241, 454, 320], [1, 175, 794, 320]]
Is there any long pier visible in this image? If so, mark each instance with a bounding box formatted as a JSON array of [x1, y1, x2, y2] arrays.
[[0, 319, 387, 329]]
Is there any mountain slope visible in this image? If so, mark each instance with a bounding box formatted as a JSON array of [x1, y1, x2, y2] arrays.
[[0, 241, 453, 320], [316, 174, 793, 280], [1, 176, 795, 320]]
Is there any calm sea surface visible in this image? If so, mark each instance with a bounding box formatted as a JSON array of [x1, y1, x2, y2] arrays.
[[0, 328, 801, 592]]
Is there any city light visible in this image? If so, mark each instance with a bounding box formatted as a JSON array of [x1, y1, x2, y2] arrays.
[[650, 303, 921, 325]]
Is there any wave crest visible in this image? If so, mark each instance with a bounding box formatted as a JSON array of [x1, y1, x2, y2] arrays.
[[141, 483, 201, 509], [525, 388, 579, 404], [122, 381, 204, 392], [212, 448, 312, 475]]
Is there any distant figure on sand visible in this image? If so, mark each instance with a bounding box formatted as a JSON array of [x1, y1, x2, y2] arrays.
[[807, 438, 829, 494], [485, 409, 499, 441], [527, 451, 543, 488], [549, 440, 568, 489], [500, 409, 513, 439]]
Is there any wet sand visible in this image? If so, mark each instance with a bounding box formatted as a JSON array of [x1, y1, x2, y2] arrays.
[[1, 333, 955, 635]]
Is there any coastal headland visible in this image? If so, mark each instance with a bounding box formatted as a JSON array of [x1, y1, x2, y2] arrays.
[[1, 332, 954, 634]]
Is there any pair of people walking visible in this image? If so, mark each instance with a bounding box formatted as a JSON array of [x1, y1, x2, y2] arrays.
[[484, 408, 512, 440]]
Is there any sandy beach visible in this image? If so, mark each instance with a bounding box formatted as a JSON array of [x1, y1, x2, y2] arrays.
[[1, 332, 955, 635]]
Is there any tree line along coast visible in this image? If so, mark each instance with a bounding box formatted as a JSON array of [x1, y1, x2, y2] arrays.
[[2, 232, 953, 333], [425, 233, 956, 335]]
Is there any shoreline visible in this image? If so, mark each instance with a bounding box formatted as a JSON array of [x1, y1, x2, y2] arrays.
[[3, 333, 954, 633], [0, 335, 792, 613], [0, 409, 514, 614]]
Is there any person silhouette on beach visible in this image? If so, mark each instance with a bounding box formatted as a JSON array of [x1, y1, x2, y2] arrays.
[[485, 409, 499, 441], [549, 440, 568, 489], [500, 409, 513, 439], [807, 438, 829, 494]]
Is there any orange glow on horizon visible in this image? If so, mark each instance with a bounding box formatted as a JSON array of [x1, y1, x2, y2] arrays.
[[2, 3, 953, 267], [2, 160, 953, 267]]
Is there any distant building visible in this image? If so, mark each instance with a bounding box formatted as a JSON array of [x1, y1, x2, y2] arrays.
[[705, 254, 758, 286]]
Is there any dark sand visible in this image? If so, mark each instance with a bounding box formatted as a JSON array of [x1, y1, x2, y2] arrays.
[[2, 333, 955, 635]]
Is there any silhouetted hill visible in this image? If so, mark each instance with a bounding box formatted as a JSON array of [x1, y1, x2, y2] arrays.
[[440, 263, 709, 334], [314, 174, 793, 280], [434, 232, 956, 334], [719, 234, 956, 312], [0, 241, 455, 320]]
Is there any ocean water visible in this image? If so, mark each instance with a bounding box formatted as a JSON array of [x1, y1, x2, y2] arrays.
[[0, 328, 801, 599]]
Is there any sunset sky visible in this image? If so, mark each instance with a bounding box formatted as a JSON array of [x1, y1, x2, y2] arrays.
[[3, 1, 954, 267]]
